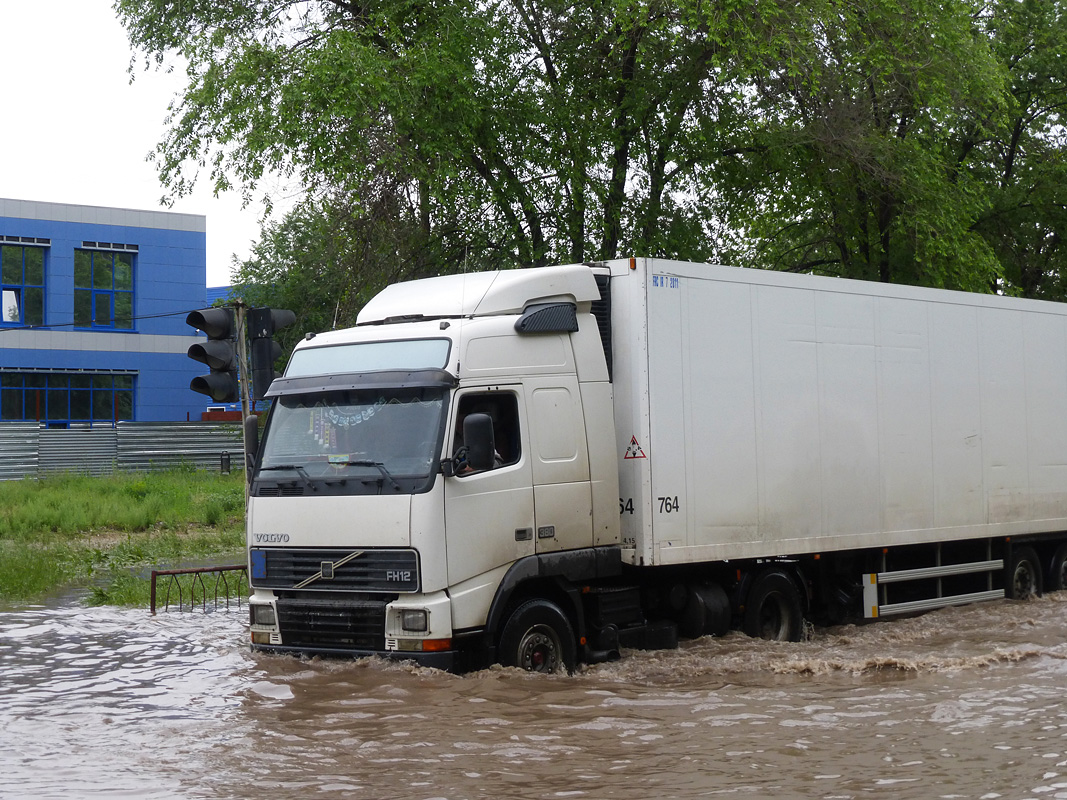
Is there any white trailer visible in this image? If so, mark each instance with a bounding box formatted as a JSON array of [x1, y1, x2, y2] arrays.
[[245, 258, 1067, 671]]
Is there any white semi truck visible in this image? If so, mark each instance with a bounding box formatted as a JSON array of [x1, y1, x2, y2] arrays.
[[246, 257, 1067, 671]]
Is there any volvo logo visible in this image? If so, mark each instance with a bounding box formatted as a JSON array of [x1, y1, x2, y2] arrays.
[[292, 550, 364, 589], [254, 533, 290, 543]]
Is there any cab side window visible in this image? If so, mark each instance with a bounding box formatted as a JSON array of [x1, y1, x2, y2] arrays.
[[454, 392, 521, 470]]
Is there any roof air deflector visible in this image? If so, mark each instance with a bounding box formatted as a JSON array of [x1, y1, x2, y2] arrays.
[[514, 302, 578, 334]]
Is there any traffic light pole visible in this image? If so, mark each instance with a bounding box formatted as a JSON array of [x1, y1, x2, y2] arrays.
[[234, 302, 254, 498], [234, 302, 251, 423], [186, 300, 294, 497]]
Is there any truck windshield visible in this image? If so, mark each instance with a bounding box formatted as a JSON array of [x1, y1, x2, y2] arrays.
[[256, 386, 446, 495]]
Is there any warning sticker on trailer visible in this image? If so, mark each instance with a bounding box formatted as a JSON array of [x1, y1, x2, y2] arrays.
[[624, 436, 647, 459]]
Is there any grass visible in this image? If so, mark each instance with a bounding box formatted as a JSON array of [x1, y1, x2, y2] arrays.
[[0, 468, 246, 605]]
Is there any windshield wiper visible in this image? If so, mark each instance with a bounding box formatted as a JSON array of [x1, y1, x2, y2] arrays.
[[258, 464, 317, 492], [347, 459, 402, 492]]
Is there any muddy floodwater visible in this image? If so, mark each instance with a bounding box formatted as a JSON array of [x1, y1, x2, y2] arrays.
[[2, 593, 1066, 800]]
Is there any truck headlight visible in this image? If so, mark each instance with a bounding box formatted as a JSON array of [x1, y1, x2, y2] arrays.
[[250, 604, 277, 627], [400, 609, 428, 633]]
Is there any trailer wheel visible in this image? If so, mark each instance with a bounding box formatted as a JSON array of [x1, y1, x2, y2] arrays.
[[1007, 547, 1043, 600], [498, 599, 576, 674], [743, 570, 804, 642], [1051, 544, 1067, 592]]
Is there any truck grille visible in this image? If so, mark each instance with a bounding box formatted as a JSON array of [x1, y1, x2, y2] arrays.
[[277, 598, 386, 650], [250, 547, 419, 592]]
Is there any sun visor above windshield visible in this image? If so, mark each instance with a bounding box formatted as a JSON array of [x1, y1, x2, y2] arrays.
[[356, 264, 601, 324], [265, 368, 457, 398]]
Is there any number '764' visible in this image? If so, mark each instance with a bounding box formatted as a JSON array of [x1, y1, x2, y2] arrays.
[[658, 496, 679, 513]]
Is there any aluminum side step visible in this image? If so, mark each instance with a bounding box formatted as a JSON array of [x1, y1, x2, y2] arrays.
[[863, 559, 1004, 618]]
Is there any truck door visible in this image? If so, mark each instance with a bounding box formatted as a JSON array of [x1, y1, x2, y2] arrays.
[[525, 376, 593, 553], [443, 388, 535, 587]]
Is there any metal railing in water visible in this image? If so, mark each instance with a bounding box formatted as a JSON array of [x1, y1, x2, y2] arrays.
[[150, 565, 249, 615]]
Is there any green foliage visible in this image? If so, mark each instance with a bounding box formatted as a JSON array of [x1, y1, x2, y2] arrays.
[[713, 0, 1010, 290], [0, 541, 82, 601], [0, 469, 244, 541], [116, 0, 1067, 300], [971, 0, 1067, 299], [116, 0, 748, 269], [0, 469, 245, 603], [231, 192, 427, 341]]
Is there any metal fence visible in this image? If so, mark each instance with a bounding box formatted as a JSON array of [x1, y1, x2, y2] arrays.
[[0, 422, 39, 481], [150, 565, 249, 615], [0, 421, 243, 480]]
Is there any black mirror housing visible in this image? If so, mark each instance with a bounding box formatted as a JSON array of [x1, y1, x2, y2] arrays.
[[463, 413, 496, 471]]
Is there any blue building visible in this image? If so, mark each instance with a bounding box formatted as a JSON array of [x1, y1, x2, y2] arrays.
[[206, 286, 235, 306], [0, 198, 208, 426]]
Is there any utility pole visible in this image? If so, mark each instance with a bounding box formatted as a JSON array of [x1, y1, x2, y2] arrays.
[[233, 301, 254, 500]]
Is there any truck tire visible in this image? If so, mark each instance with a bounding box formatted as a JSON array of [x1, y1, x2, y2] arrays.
[[1051, 544, 1067, 592], [498, 599, 577, 673], [743, 570, 804, 642], [1008, 547, 1043, 600], [680, 584, 731, 639]]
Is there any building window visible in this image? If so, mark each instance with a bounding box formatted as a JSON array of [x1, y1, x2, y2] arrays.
[[1, 244, 45, 326], [74, 249, 134, 329], [0, 372, 135, 427]]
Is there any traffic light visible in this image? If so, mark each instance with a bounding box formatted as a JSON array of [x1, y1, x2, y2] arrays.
[[186, 307, 239, 403], [249, 307, 296, 400]]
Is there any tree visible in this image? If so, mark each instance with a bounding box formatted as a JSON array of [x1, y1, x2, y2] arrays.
[[116, 0, 755, 269], [709, 0, 1010, 291], [231, 187, 425, 352], [971, 0, 1067, 299], [118, 0, 1067, 297], [707, 0, 1067, 298]]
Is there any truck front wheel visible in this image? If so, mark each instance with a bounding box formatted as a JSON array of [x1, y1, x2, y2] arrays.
[[499, 599, 577, 674], [743, 570, 804, 642]]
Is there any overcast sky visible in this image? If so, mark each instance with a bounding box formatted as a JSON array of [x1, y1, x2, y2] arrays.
[[0, 0, 282, 287]]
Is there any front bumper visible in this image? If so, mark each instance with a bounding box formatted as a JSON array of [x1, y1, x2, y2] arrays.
[[251, 641, 460, 671], [249, 587, 475, 669], [251, 635, 495, 673]]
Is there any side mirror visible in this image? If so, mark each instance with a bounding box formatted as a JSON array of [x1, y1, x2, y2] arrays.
[[463, 413, 496, 472]]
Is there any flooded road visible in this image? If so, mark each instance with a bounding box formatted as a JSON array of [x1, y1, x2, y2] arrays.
[[2, 594, 1066, 800]]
